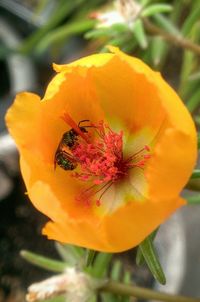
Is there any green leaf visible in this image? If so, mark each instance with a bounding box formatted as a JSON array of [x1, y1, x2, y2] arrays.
[[132, 19, 148, 49], [123, 271, 131, 284], [195, 115, 200, 126], [100, 259, 120, 302], [181, 5, 200, 36], [85, 249, 97, 267], [101, 292, 118, 302], [198, 133, 200, 149], [111, 260, 122, 281], [92, 253, 113, 278], [111, 23, 129, 32], [187, 194, 200, 204], [138, 236, 166, 285], [170, 0, 184, 25], [85, 23, 127, 40], [121, 39, 137, 53], [85, 28, 112, 39], [20, 250, 68, 272], [153, 14, 180, 35], [150, 36, 168, 67], [136, 229, 158, 266], [19, 0, 86, 54], [189, 71, 200, 82], [55, 242, 84, 265], [123, 271, 131, 302], [35, 19, 95, 55], [179, 50, 196, 99], [191, 170, 200, 179], [105, 30, 137, 53], [136, 246, 145, 267], [142, 4, 172, 17], [178, 22, 199, 98], [88, 295, 97, 302], [141, 0, 152, 7], [186, 87, 200, 112]]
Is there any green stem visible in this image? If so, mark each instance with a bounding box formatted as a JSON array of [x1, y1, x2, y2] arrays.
[[143, 18, 200, 56], [85, 249, 97, 267], [101, 281, 200, 302], [187, 194, 200, 204], [185, 179, 200, 191], [191, 170, 200, 179], [198, 133, 200, 149], [186, 169, 200, 191]]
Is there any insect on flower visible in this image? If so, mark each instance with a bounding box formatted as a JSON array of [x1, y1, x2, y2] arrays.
[[55, 113, 153, 208], [54, 119, 90, 170]]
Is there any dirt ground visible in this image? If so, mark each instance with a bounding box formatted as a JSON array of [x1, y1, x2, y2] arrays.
[[0, 175, 58, 302]]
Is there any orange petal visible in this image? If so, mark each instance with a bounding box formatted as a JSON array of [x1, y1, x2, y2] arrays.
[[43, 196, 185, 252], [108, 46, 196, 135], [40, 71, 106, 163], [146, 128, 197, 201], [53, 49, 166, 139], [5, 92, 41, 153], [53, 53, 114, 72], [5, 48, 197, 252], [20, 150, 100, 222]]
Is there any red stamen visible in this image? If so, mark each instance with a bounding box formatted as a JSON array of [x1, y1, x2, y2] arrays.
[[68, 121, 151, 206], [96, 200, 101, 207], [144, 145, 150, 152], [144, 154, 151, 159]]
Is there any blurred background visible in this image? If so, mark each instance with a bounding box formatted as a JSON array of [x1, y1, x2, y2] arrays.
[[0, 0, 200, 301]]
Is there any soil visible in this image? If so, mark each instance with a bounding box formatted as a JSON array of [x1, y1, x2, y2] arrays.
[[0, 176, 58, 301]]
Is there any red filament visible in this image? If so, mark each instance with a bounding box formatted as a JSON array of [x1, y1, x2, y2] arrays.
[[70, 120, 151, 206], [60, 114, 151, 206]]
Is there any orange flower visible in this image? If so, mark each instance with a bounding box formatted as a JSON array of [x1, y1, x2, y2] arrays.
[[6, 47, 197, 252]]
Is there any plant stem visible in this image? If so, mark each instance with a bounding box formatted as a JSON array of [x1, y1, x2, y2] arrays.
[[191, 169, 200, 179], [198, 133, 200, 149], [101, 281, 200, 302], [185, 179, 200, 191], [143, 18, 200, 56], [187, 194, 200, 204], [85, 249, 97, 267]]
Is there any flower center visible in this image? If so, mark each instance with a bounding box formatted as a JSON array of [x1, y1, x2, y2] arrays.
[[60, 114, 151, 207]]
